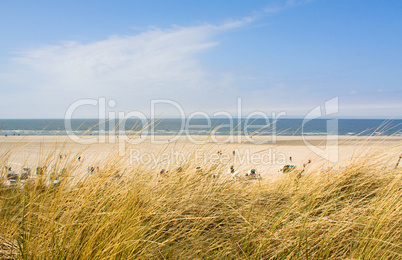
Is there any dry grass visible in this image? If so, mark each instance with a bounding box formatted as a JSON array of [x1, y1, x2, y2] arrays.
[[0, 139, 401, 259]]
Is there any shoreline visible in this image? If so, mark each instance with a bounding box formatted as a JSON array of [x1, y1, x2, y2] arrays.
[[1, 134, 402, 146]]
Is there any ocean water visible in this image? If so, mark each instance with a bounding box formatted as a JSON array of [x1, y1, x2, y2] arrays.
[[0, 119, 401, 136]]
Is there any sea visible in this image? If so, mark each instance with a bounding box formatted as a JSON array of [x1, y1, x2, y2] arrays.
[[1, 119, 402, 137]]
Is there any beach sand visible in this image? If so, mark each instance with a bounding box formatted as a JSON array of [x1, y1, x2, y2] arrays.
[[1, 135, 401, 179]]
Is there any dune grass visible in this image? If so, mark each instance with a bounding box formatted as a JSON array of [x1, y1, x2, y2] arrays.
[[0, 139, 401, 259]]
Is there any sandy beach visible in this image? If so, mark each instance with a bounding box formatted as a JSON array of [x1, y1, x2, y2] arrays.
[[1, 135, 401, 177]]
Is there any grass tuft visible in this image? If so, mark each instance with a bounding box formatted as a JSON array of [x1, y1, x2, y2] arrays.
[[0, 139, 401, 259]]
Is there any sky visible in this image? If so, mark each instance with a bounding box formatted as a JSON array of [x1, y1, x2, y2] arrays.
[[0, 0, 401, 119]]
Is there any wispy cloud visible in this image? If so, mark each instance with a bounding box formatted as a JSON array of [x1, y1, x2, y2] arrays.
[[1, 18, 255, 117], [263, 0, 315, 14]]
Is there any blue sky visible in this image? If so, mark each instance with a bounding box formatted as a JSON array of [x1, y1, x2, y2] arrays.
[[0, 0, 401, 118]]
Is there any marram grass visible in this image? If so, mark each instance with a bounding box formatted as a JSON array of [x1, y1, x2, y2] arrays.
[[0, 142, 401, 259]]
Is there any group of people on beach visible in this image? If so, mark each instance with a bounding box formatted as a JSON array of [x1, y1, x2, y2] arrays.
[[3, 133, 21, 137], [215, 150, 236, 156], [88, 166, 101, 174]]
